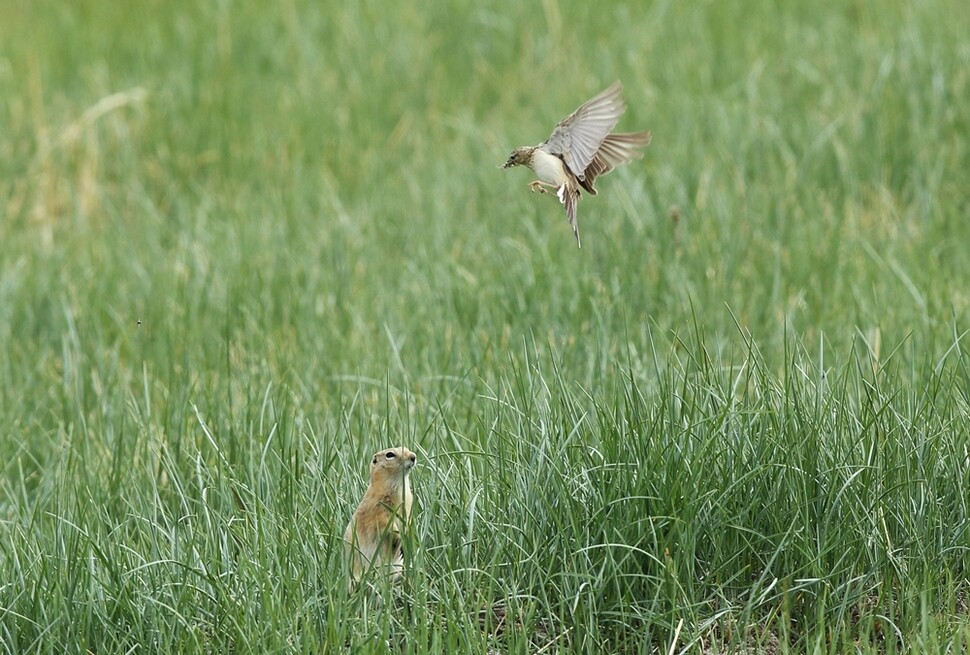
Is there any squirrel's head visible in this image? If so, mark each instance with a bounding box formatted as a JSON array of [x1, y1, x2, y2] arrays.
[[370, 446, 417, 480]]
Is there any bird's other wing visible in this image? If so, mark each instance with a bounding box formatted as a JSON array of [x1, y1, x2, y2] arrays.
[[580, 130, 652, 195], [541, 82, 625, 181]]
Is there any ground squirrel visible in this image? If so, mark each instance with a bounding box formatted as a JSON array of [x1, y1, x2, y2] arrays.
[[343, 446, 417, 592]]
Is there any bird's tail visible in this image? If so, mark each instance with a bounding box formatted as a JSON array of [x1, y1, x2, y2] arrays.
[[557, 183, 582, 248]]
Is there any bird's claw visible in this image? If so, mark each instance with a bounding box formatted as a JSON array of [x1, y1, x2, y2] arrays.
[[528, 181, 548, 194]]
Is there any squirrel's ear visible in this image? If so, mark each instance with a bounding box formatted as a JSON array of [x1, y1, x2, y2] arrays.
[[372, 456, 377, 464]]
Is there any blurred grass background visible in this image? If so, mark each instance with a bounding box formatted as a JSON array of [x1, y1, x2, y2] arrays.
[[1, 0, 969, 652]]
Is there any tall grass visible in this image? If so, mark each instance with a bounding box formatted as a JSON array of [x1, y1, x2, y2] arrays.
[[1, 0, 968, 651]]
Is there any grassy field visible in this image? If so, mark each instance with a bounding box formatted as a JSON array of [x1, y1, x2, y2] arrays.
[[2, 0, 969, 652]]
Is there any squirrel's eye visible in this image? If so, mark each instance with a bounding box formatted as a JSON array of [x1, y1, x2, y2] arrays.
[[385, 451, 396, 459]]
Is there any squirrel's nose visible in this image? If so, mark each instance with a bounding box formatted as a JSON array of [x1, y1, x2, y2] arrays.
[[409, 453, 417, 465]]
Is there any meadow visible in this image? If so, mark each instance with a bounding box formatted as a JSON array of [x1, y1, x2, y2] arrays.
[[1, 0, 969, 652]]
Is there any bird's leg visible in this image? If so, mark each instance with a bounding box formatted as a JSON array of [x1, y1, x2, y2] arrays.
[[528, 180, 555, 194]]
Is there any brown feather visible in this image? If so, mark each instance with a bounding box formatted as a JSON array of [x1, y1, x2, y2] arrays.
[[580, 131, 652, 194]]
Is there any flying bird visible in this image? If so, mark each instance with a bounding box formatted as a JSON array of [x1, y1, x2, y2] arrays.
[[502, 82, 651, 247]]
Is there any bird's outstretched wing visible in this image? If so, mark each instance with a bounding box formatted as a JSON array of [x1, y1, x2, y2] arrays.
[[541, 82, 626, 181]]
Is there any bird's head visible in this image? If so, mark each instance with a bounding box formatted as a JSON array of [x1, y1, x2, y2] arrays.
[[502, 146, 535, 169]]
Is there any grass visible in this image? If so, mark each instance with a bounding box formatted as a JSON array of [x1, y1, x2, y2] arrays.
[[1, 0, 969, 651]]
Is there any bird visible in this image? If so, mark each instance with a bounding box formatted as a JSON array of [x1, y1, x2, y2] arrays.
[[502, 82, 651, 248]]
